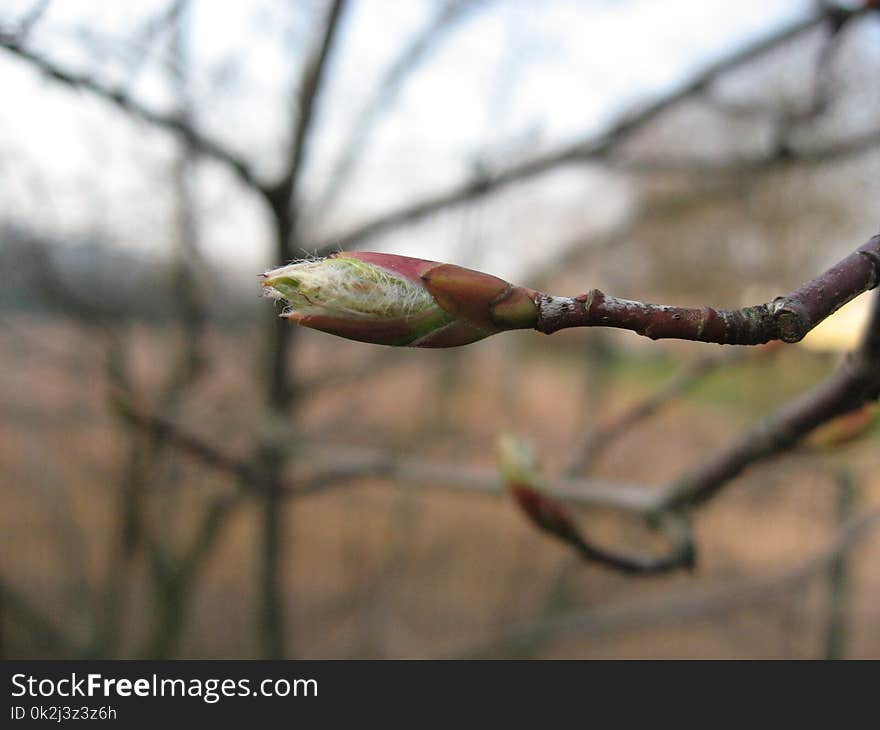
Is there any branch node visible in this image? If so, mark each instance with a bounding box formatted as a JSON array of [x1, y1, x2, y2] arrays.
[[774, 308, 809, 343], [858, 247, 880, 290]]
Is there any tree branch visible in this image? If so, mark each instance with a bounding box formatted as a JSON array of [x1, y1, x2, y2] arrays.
[[312, 0, 480, 216], [317, 5, 864, 253], [265, 0, 347, 254], [467, 501, 880, 655], [663, 289, 880, 508], [116, 400, 667, 512], [568, 510, 695, 575], [534, 235, 880, 345], [565, 353, 742, 478], [610, 125, 880, 175], [0, 578, 73, 655], [0, 35, 264, 192]]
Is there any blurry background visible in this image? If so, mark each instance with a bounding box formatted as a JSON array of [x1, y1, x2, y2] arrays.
[[1, 0, 879, 659]]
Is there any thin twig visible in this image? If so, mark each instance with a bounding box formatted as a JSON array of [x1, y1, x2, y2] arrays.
[[461, 502, 880, 656], [0, 36, 263, 192], [533, 235, 880, 345], [609, 126, 880, 175], [264, 0, 348, 256], [566, 353, 741, 477], [0, 579, 73, 656], [316, 5, 865, 253], [664, 290, 880, 508], [312, 0, 481, 216], [254, 0, 349, 661]]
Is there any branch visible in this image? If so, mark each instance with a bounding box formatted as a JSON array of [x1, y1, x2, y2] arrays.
[[317, 5, 862, 253], [498, 434, 693, 573], [302, 444, 665, 511], [120, 401, 689, 573], [13, 0, 52, 40], [568, 511, 694, 575], [663, 289, 880, 508], [313, 0, 480, 216], [116, 399, 269, 489], [468, 502, 880, 654], [117, 400, 667, 512], [0, 35, 264, 192], [610, 125, 880, 176], [535, 235, 880, 345], [565, 353, 742, 477], [0, 578, 74, 655], [265, 0, 347, 249]]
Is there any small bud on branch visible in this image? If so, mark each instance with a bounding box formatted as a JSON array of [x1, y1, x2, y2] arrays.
[[262, 251, 537, 347], [496, 434, 694, 573], [263, 235, 880, 347], [497, 433, 586, 548]]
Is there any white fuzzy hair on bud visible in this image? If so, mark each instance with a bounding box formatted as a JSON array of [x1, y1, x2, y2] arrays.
[[262, 257, 435, 319]]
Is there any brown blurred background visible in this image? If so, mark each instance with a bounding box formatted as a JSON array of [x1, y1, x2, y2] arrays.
[[1, 0, 879, 659]]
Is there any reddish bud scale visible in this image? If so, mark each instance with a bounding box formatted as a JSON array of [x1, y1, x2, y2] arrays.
[[509, 483, 582, 545]]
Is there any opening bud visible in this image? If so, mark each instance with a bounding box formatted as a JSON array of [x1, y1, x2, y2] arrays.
[[261, 252, 538, 347]]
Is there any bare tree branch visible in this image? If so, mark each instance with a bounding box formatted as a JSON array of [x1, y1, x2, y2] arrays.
[[468, 501, 880, 655], [610, 126, 880, 175], [265, 0, 348, 258], [117, 400, 665, 511], [313, 0, 482, 216], [13, 0, 52, 40], [0, 579, 73, 655], [253, 0, 349, 661], [534, 235, 880, 345], [0, 35, 264, 192], [566, 353, 743, 478], [664, 290, 880, 508], [317, 5, 867, 253]]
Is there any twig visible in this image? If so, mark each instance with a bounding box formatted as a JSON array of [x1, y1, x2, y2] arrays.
[[317, 5, 864, 253], [13, 0, 52, 40], [118, 399, 247, 479], [255, 0, 349, 661], [264, 0, 348, 256], [313, 0, 481, 216], [568, 510, 695, 575], [566, 353, 740, 477], [533, 235, 880, 345], [0, 579, 73, 656], [0, 36, 263, 192], [463, 502, 880, 656], [664, 290, 880, 508], [141, 489, 241, 658], [118, 402, 665, 511], [609, 126, 880, 175], [3, 3, 859, 260], [824, 467, 856, 659]]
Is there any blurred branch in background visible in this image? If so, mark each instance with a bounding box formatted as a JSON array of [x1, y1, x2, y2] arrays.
[[91, 0, 215, 660], [468, 500, 880, 658], [824, 467, 857, 660], [317, 2, 873, 253], [566, 352, 746, 478], [667, 290, 880, 508], [0, 35, 263, 192], [312, 0, 486, 219], [253, 0, 347, 659], [0, 579, 73, 657]]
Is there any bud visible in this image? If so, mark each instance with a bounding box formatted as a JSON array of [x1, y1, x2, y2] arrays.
[[497, 433, 584, 547], [261, 252, 537, 347]]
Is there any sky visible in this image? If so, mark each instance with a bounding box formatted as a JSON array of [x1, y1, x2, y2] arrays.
[[0, 0, 838, 280]]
